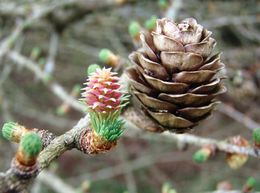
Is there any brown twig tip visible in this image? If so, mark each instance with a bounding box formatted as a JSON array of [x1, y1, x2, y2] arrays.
[[77, 128, 117, 154], [226, 136, 249, 170]]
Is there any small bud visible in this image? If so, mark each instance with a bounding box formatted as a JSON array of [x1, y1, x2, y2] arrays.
[[145, 15, 158, 31], [98, 49, 119, 67], [30, 47, 41, 61], [193, 145, 215, 164], [2, 122, 28, 142], [253, 128, 260, 148], [232, 70, 243, 86], [38, 57, 46, 67], [72, 84, 81, 96], [226, 136, 249, 170], [243, 177, 256, 193], [87, 64, 101, 76], [128, 21, 141, 40], [193, 148, 211, 163], [16, 132, 42, 166], [158, 0, 169, 9], [56, 105, 68, 116]]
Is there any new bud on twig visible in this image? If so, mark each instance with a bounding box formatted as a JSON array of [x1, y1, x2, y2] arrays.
[[193, 145, 215, 164], [226, 136, 249, 170], [158, 0, 169, 9], [145, 15, 158, 31], [243, 177, 256, 193], [128, 21, 141, 41], [30, 47, 41, 61], [9, 132, 42, 182], [99, 49, 120, 68], [2, 122, 28, 143], [16, 132, 42, 166], [86, 64, 101, 76], [252, 128, 260, 148]]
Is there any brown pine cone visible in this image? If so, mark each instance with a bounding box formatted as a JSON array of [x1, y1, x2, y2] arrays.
[[126, 18, 226, 133]]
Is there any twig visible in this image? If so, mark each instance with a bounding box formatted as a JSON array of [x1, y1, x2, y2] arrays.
[[70, 151, 188, 182], [38, 114, 89, 170], [162, 131, 260, 157], [203, 15, 259, 29], [0, 0, 80, 60], [31, 180, 42, 193], [118, 144, 138, 193], [0, 114, 89, 192], [38, 171, 76, 193], [12, 104, 76, 131], [44, 30, 59, 75], [123, 108, 260, 158], [7, 51, 85, 112], [205, 191, 260, 193], [165, 0, 183, 20], [218, 103, 260, 131]]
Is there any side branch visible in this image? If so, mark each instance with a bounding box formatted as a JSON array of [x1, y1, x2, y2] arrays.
[[123, 107, 260, 158], [0, 115, 90, 192]]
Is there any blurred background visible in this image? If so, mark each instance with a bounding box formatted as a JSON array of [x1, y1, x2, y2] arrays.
[[0, 0, 260, 192]]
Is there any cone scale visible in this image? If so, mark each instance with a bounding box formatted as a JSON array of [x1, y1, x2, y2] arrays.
[[127, 18, 226, 133]]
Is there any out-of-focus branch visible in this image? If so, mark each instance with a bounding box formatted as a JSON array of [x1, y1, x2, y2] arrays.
[[203, 15, 259, 28], [7, 51, 85, 112], [123, 108, 260, 158], [44, 30, 59, 75], [162, 132, 260, 157], [118, 144, 137, 193], [0, 0, 130, 60], [38, 171, 76, 193], [218, 103, 260, 131], [206, 191, 243, 193], [0, 0, 80, 60], [165, 0, 182, 20], [70, 151, 188, 182]]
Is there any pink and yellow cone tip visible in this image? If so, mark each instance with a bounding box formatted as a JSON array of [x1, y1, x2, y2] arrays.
[[82, 67, 122, 115], [81, 66, 127, 142]]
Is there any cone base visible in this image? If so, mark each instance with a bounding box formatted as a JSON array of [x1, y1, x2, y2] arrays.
[[79, 129, 117, 154]]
